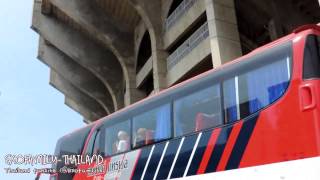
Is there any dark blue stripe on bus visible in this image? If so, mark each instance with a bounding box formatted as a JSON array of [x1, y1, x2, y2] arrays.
[[143, 143, 166, 180], [186, 130, 212, 176], [225, 114, 259, 170], [131, 146, 152, 180], [170, 134, 198, 179], [155, 138, 182, 180], [205, 127, 233, 173]]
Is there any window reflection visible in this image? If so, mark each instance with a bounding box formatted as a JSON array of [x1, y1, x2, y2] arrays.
[[132, 104, 171, 148], [174, 85, 222, 136], [104, 120, 130, 156]]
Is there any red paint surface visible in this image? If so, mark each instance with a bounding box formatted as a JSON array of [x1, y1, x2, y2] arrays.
[[216, 121, 244, 171], [240, 28, 320, 168], [197, 128, 221, 174]]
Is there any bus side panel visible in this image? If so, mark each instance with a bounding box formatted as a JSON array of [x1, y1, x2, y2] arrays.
[[315, 81, 320, 148], [73, 150, 141, 180], [71, 112, 293, 180], [73, 157, 110, 180], [239, 35, 320, 168], [300, 80, 320, 150], [240, 80, 320, 168], [104, 150, 141, 179], [124, 121, 247, 179]]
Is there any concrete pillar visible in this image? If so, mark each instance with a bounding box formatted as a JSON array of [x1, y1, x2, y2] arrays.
[[128, 0, 168, 92], [47, 0, 145, 106], [205, 0, 242, 67], [152, 49, 169, 92], [49, 70, 107, 121], [38, 38, 114, 113], [124, 64, 147, 105], [32, 1, 124, 110]]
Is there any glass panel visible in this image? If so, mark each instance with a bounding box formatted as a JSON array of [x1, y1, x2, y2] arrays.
[[240, 57, 290, 115], [104, 120, 130, 156], [174, 85, 222, 136], [84, 130, 97, 156], [132, 104, 171, 148], [223, 78, 239, 123], [303, 35, 320, 79], [93, 131, 101, 155], [223, 43, 291, 122]]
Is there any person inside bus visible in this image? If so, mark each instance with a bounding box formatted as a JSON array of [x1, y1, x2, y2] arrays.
[[116, 130, 129, 153], [134, 128, 147, 147]]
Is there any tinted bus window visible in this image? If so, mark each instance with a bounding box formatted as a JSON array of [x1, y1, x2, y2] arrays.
[[223, 78, 239, 122], [303, 35, 320, 79], [104, 120, 130, 156], [223, 43, 292, 122], [240, 58, 290, 115], [174, 84, 222, 136], [93, 131, 101, 155], [133, 104, 171, 148]]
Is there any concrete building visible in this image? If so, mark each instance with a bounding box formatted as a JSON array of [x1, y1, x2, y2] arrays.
[[31, 0, 319, 123]]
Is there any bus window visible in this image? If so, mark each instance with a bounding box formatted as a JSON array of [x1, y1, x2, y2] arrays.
[[303, 35, 320, 79], [132, 104, 171, 148], [174, 84, 222, 137], [93, 131, 101, 155], [240, 58, 290, 115], [104, 120, 130, 156], [223, 78, 239, 122], [84, 130, 98, 156], [223, 43, 292, 122]]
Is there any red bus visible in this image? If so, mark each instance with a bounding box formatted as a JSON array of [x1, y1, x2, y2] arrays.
[[47, 24, 320, 180]]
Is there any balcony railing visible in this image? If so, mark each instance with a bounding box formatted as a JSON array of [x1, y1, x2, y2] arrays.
[[136, 56, 152, 87], [165, 0, 196, 30], [167, 22, 209, 70]]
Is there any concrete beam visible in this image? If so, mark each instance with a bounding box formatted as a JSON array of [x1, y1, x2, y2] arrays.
[[83, 119, 92, 124], [46, 0, 145, 105], [38, 37, 114, 113], [49, 0, 134, 57], [49, 70, 107, 120], [41, 0, 52, 14], [32, 1, 124, 109], [65, 97, 99, 122]]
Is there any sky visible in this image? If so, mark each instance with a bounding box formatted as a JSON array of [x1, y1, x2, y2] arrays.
[[0, 1, 85, 179]]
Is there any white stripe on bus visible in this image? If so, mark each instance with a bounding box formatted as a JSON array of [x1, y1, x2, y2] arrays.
[[153, 141, 170, 180], [286, 56, 291, 79], [183, 132, 202, 177], [235, 76, 240, 120], [140, 145, 155, 180], [167, 137, 185, 179]]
